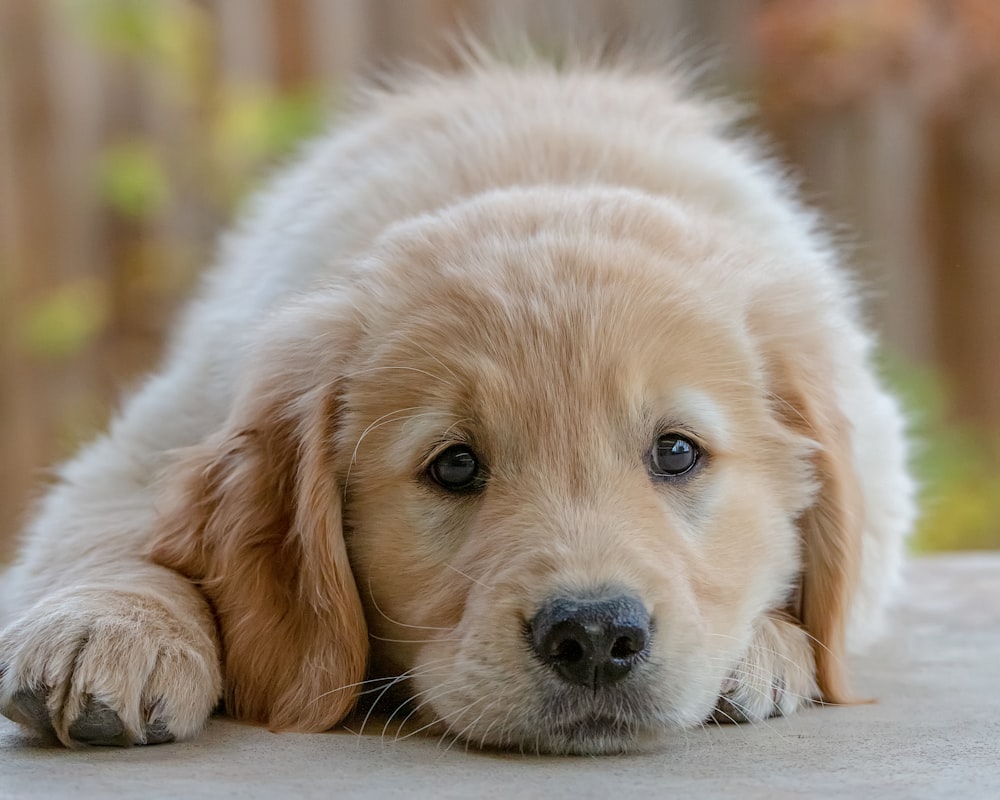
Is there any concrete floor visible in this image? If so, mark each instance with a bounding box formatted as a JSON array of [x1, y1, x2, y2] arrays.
[[1, 553, 998, 799]]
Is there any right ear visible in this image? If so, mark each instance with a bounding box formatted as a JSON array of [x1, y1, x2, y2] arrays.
[[149, 299, 368, 732]]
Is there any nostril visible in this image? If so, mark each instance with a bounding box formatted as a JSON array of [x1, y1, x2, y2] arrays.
[[551, 637, 585, 665], [610, 633, 643, 659]]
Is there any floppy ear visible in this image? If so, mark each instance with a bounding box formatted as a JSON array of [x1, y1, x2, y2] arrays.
[[149, 303, 368, 732], [772, 354, 864, 706]]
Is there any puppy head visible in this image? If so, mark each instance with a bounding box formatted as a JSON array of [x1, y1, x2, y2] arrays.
[[151, 186, 862, 752]]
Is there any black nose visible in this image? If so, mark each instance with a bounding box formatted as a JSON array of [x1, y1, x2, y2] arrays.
[[529, 595, 651, 689]]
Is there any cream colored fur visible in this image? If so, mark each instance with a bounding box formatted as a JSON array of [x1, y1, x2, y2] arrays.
[[0, 59, 914, 754]]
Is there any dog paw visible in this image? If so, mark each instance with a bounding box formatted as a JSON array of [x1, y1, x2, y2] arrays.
[[713, 614, 819, 724], [0, 589, 221, 746]]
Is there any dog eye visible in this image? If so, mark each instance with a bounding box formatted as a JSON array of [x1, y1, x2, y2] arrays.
[[650, 434, 699, 478], [429, 445, 483, 492]]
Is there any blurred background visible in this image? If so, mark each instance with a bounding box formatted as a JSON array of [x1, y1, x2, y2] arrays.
[[2, 0, 999, 561]]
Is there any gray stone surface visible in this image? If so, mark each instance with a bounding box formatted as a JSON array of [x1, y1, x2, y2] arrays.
[[1, 554, 997, 799]]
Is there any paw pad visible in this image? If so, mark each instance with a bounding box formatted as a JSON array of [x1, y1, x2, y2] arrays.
[[3, 688, 56, 736], [67, 698, 129, 747]]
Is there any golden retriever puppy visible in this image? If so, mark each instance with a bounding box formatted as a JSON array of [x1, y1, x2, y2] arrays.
[[0, 57, 914, 754]]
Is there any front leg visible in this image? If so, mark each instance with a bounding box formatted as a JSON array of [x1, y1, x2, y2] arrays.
[[714, 613, 819, 724], [0, 568, 222, 747]]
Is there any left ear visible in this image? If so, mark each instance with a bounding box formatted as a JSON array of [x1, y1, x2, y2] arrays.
[[775, 359, 864, 705], [757, 297, 866, 706]]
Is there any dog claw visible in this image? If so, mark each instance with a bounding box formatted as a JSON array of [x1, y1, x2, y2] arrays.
[[711, 694, 748, 724], [143, 718, 175, 745], [67, 699, 129, 747]]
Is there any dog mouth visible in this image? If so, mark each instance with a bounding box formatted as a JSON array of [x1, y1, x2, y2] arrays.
[[357, 672, 661, 754], [362, 614, 668, 753], [457, 679, 663, 755]]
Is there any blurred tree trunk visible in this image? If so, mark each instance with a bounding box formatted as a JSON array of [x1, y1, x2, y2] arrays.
[[0, 0, 58, 561], [928, 83, 1000, 429], [272, 0, 311, 89]]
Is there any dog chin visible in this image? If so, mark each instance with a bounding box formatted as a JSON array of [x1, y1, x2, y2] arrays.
[[430, 679, 705, 755], [477, 713, 663, 756]]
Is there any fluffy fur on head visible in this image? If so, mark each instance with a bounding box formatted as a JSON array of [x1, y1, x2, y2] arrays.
[[1, 56, 913, 754]]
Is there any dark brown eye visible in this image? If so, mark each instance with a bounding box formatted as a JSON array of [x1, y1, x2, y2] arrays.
[[651, 434, 699, 478], [429, 445, 483, 492]]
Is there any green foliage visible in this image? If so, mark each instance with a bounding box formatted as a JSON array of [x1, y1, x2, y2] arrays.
[[210, 86, 326, 205], [97, 141, 171, 218], [12, 1, 327, 372], [881, 355, 1000, 551], [20, 278, 109, 360], [214, 87, 325, 165], [68, 0, 326, 215], [62, 0, 211, 89]]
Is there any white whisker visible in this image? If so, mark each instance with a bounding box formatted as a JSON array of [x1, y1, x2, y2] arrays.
[[444, 562, 491, 588], [366, 578, 454, 631]]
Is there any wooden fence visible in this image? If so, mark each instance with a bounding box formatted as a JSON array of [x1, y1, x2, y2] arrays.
[[2, 0, 999, 557]]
